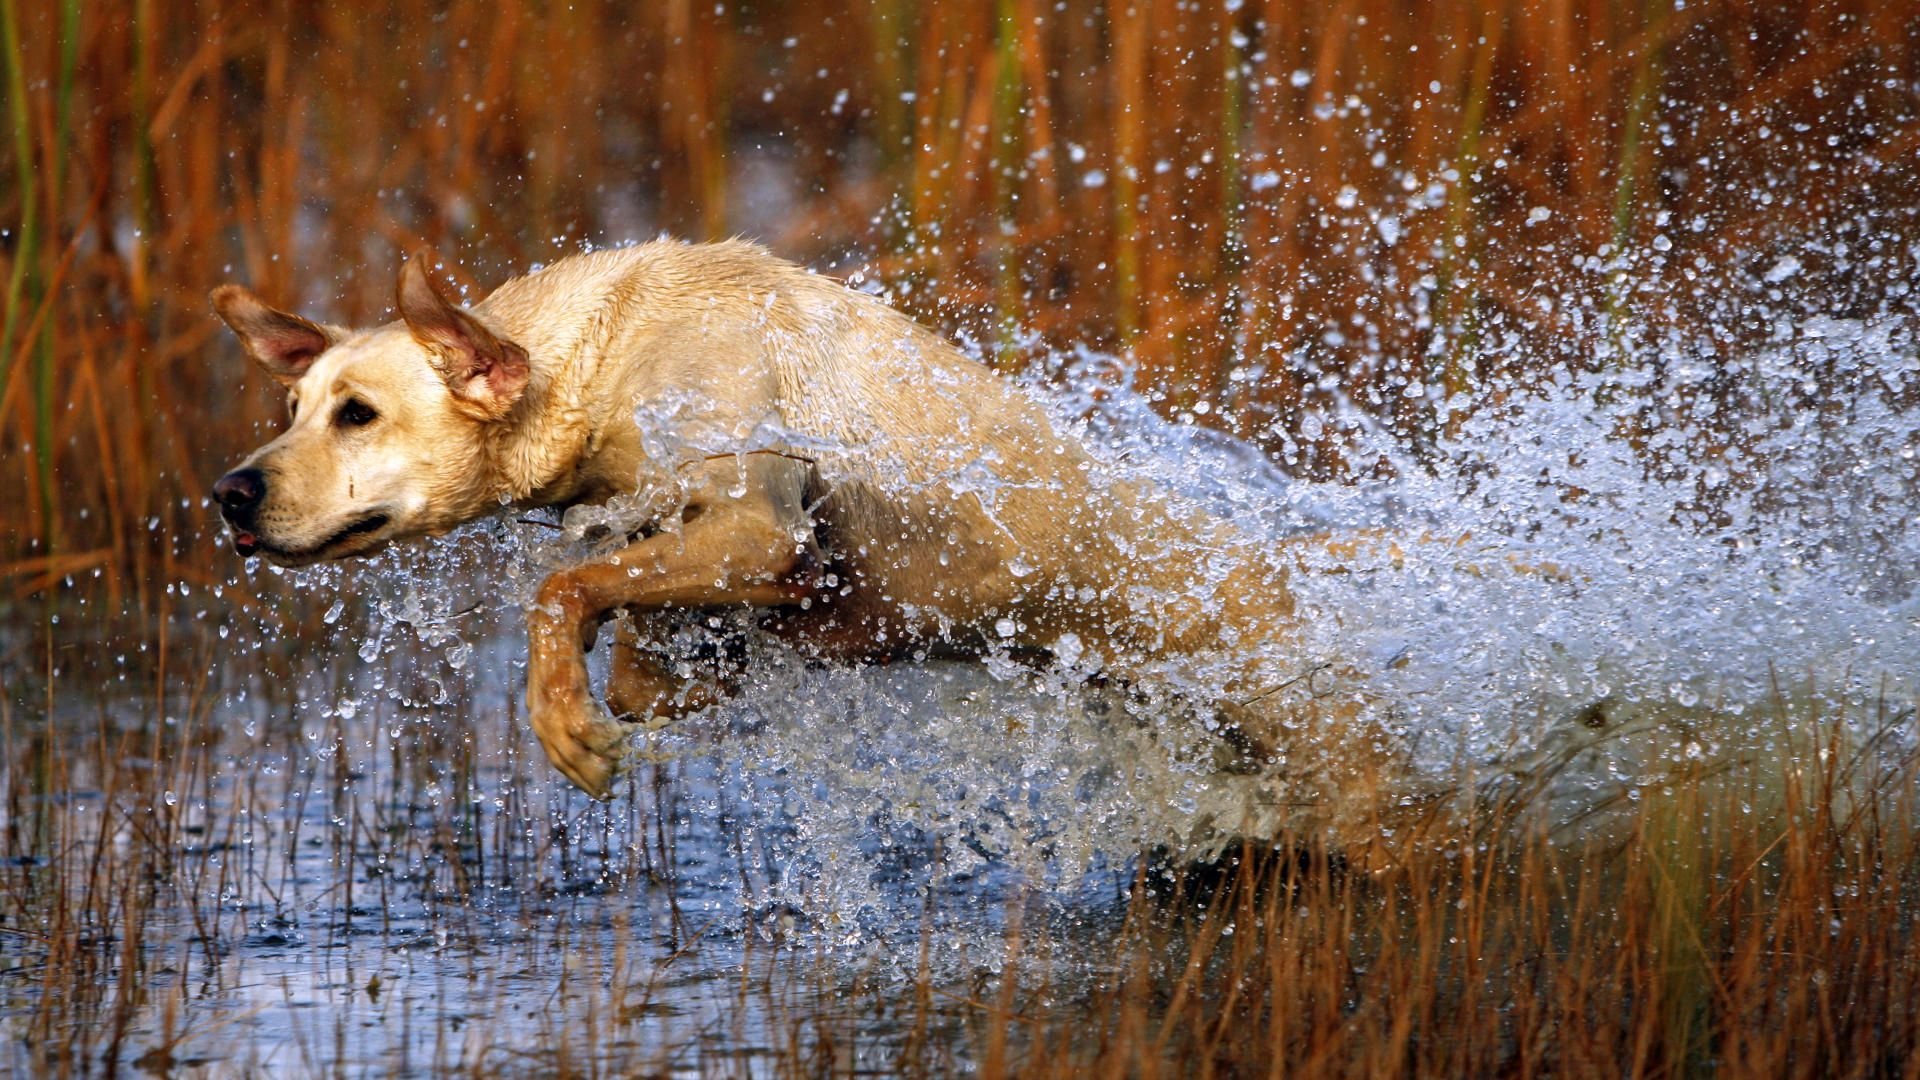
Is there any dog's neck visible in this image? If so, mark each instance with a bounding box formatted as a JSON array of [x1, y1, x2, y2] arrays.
[[468, 251, 652, 510], [466, 361, 601, 510]]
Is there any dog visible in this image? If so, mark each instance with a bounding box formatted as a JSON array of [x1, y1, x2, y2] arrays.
[[211, 242, 1426, 856]]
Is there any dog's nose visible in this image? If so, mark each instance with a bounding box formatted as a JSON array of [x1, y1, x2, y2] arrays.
[[213, 468, 266, 517]]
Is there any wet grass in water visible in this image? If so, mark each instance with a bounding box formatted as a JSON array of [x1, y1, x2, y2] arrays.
[[3, 600, 1918, 1076]]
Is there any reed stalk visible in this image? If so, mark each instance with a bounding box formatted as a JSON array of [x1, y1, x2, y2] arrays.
[[0, 0, 34, 427], [53, 0, 75, 200], [1645, 766, 1713, 1074], [870, 0, 912, 170], [1436, 2, 1500, 438], [1604, 0, 1669, 370], [1107, 1, 1145, 349], [26, 0, 78, 551], [990, 0, 1023, 370], [1211, 0, 1246, 406], [133, 0, 155, 284], [0, 0, 61, 550]]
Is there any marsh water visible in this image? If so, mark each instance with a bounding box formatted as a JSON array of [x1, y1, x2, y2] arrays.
[[6, 302, 1920, 1074], [5, 598, 1141, 1074]]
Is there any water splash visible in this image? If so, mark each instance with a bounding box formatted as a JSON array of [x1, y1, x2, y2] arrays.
[[238, 273, 1919, 943]]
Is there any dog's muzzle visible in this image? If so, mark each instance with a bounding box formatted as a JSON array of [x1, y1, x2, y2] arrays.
[[213, 467, 266, 555]]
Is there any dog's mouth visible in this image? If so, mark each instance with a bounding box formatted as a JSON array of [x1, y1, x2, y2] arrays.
[[233, 513, 391, 563]]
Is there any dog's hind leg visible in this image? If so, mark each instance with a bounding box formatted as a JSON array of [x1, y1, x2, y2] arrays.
[[525, 456, 818, 798], [604, 618, 735, 723]]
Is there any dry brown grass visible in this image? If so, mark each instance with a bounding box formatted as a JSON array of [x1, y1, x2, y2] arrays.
[[1, 0, 1915, 601], [987, 709, 1920, 1077]]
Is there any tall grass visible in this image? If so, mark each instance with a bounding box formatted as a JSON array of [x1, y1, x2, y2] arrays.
[[0, 0, 1912, 605]]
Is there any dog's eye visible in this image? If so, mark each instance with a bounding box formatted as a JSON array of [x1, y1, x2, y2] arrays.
[[335, 399, 378, 428]]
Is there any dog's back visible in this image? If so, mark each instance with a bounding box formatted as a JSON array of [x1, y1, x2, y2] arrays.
[[477, 242, 1168, 644]]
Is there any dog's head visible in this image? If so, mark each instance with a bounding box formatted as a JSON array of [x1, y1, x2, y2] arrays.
[[209, 250, 530, 565]]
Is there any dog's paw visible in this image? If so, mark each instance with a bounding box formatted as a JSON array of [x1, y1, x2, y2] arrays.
[[528, 687, 632, 800]]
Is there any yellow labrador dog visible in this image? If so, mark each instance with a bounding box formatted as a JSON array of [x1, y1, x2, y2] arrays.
[[212, 242, 1415, 853]]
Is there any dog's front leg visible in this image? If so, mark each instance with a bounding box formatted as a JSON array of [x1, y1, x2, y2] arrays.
[[525, 470, 814, 798]]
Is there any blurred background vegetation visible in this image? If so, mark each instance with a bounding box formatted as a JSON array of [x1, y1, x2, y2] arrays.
[[1, 0, 1915, 608], [3, 9, 1919, 1073]]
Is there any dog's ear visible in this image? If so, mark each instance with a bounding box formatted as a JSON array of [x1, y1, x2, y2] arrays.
[[397, 249, 529, 421], [210, 285, 333, 386]]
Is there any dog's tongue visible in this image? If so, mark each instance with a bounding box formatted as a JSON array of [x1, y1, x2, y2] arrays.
[[232, 531, 259, 557]]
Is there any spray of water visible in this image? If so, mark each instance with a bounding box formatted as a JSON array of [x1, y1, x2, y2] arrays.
[[246, 244, 1918, 947]]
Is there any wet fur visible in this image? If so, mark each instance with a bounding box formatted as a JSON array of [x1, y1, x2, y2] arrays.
[[213, 242, 1420, 860]]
